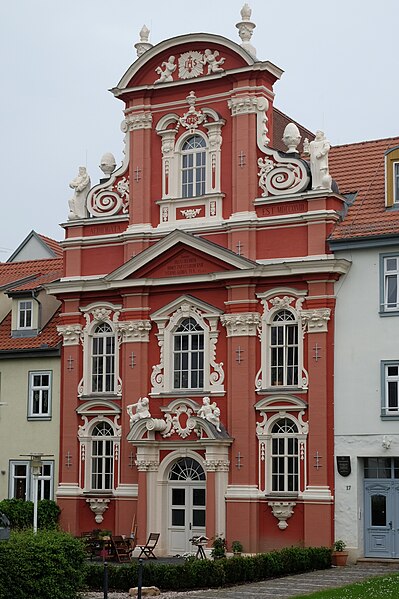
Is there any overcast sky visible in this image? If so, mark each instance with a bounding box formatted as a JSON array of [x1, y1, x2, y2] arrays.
[[1, 0, 397, 259]]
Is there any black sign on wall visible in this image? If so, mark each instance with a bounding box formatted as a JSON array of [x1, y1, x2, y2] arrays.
[[336, 456, 351, 477]]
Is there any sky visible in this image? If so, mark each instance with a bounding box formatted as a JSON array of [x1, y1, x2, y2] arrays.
[[1, 0, 397, 259]]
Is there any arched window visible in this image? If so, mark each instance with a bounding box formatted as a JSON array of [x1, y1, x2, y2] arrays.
[[181, 135, 206, 198], [91, 421, 114, 490], [271, 418, 299, 492], [173, 317, 204, 389], [91, 322, 115, 393], [270, 310, 298, 386], [169, 457, 206, 481]]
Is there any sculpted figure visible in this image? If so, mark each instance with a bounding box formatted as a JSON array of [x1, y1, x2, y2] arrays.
[[155, 56, 176, 83], [202, 49, 225, 74], [304, 131, 332, 191], [127, 397, 151, 426], [197, 397, 221, 431], [68, 166, 91, 220]]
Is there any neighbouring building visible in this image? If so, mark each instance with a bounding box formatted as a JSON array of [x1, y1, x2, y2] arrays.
[[46, 7, 352, 555], [330, 138, 399, 560], [0, 232, 62, 504]]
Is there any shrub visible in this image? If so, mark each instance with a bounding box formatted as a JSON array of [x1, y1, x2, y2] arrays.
[[0, 498, 60, 530], [84, 545, 331, 592], [0, 530, 86, 599]]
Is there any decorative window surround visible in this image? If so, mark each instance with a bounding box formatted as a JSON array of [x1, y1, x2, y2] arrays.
[[255, 291, 308, 391], [28, 371, 52, 419], [255, 396, 308, 495], [221, 312, 261, 337], [156, 192, 224, 228], [155, 97, 225, 224], [380, 253, 399, 315], [150, 296, 224, 395], [381, 361, 399, 418], [78, 303, 122, 398]]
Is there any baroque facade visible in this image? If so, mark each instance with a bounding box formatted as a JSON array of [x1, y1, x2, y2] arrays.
[[46, 7, 351, 555]]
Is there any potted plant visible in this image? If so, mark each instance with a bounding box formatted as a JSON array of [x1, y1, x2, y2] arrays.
[[332, 539, 348, 566], [211, 536, 227, 559], [231, 540, 243, 556]]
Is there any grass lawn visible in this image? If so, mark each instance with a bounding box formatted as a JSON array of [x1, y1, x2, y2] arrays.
[[291, 573, 399, 598]]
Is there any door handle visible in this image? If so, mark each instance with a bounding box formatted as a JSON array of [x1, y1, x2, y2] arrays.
[[189, 523, 192, 530], [389, 521, 393, 530]]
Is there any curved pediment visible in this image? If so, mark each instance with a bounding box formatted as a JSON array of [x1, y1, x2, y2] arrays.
[[254, 395, 308, 412], [113, 33, 260, 93]]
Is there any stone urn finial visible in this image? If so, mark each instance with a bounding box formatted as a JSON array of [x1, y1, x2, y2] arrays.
[[236, 4, 257, 58], [99, 152, 116, 178], [135, 24, 153, 57], [282, 123, 301, 154]]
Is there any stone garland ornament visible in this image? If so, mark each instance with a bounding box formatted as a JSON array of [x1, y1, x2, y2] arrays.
[[155, 49, 226, 84]]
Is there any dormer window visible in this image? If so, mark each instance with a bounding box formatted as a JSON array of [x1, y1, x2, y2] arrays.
[[385, 146, 399, 207], [18, 300, 33, 329]]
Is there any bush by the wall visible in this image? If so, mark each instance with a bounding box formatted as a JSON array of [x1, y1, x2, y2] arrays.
[[85, 546, 331, 592], [0, 498, 60, 529], [0, 530, 86, 599]]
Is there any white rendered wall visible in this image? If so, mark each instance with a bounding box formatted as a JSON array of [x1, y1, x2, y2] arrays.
[[334, 245, 399, 559]]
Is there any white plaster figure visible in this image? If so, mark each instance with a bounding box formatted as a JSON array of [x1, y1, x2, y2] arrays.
[[197, 397, 221, 431], [127, 397, 151, 426], [304, 131, 332, 191], [155, 56, 176, 83], [201, 49, 225, 74], [68, 166, 91, 220]]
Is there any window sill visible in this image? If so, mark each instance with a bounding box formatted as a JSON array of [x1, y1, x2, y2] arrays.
[[265, 492, 299, 500], [27, 416, 52, 421], [149, 390, 225, 398], [79, 393, 121, 401], [256, 387, 307, 395], [379, 310, 399, 317], [381, 414, 399, 420]]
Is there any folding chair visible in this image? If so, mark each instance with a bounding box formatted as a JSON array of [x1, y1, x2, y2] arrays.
[[137, 532, 160, 559], [111, 535, 135, 563]]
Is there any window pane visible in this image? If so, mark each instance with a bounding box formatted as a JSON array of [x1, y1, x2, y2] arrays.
[[193, 488, 205, 506], [172, 509, 185, 526], [371, 495, 386, 526], [172, 488, 185, 505], [192, 509, 205, 527]]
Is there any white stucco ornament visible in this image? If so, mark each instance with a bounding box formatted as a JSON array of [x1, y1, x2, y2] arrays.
[[282, 123, 301, 154], [154, 56, 176, 83], [68, 166, 91, 220], [86, 498, 110, 524], [135, 24, 153, 57], [268, 501, 296, 530], [236, 4, 257, 58], [202, 49, 225, 74], [303, 131, 332, 191], [99, 152, 116, 178], [197, 397, 221, 431], [127, 397, 151, 426]]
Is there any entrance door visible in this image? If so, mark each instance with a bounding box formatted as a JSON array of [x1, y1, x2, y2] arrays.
[[168, 457, 206, 555], [364, 457, 399, 557]]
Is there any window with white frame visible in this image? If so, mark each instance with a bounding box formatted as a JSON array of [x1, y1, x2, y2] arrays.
[[18, 300, 33, 329], [173, 317, 204, 389], [91, 421, 114, 490], [381, 255, 399, 313], [181, 135, 206, 198], [270, 310, 299, 387], [382, 361, 399, 416], [271, 418, 299, 492], [28, 371, 51, 418], [150, 298, 224, 395], [9, 461, 54, 500], [394, 163, 399, 204], [91, 322, 116, 393]]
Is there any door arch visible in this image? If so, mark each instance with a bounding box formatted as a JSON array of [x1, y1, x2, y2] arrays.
[[167, 457, 206, 555]]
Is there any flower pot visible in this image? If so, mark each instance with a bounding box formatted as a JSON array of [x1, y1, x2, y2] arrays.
[[331, 551, 348, 566]]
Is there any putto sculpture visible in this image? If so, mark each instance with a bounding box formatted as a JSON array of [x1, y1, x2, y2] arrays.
[[68, 166, 91, 220], [197, 396, 221, 431], [127, 397, 151, 426], [155, 56, 176, 83]]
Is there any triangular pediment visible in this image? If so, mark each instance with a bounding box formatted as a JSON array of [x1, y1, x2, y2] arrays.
[[106, 230, 255, 282]]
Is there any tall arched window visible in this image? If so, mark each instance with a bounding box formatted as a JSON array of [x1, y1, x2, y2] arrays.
[[181, 135, 206, 198], [91, 322, 115, 393], [91, 421, 114, 490], [271, 418, 299, 492], [173, 317, 204, 389], [270, 310, 298, 386]]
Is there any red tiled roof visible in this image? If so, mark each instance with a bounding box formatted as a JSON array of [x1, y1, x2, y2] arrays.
[[329, 136, 399, 241], [272, 107, 315, 153], [0, 310, 61, 352], [37, 234, 63, 258], [0, 258, 62, 292]]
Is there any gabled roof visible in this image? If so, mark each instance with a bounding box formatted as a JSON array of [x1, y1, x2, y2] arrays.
[[329, 136, 399, 242], [6, 230, 62, 263], [0, 258, 63, 294]]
